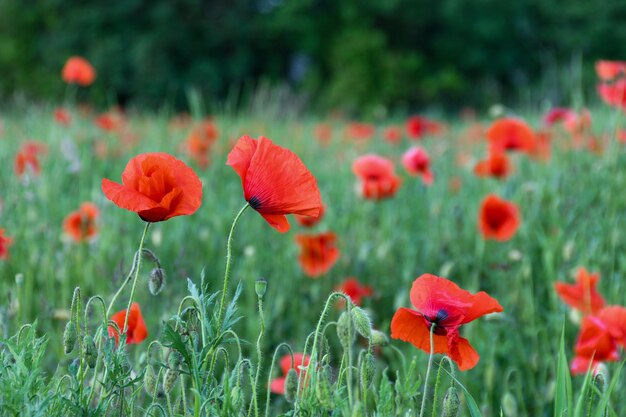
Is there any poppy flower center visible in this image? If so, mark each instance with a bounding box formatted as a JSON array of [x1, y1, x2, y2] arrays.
[[248, 196, 262, 210], [424, 309, 450, 335], [485, 206, 509, 230]]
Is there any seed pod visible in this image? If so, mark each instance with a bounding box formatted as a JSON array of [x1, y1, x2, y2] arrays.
[[337, 312, 356, 349], [501, 391, 518, 417], [360, 352, 376, 391], [148, 268, 166, 295], [350, 307, 372, 339], [284, 368, 298, 403], [442, 386, 460, 417], [255, 277, 267, 298], [83, 335, 97, 368], [371, 329, 388, 346], [144, 364, 157, 395], [163, 368, 179, 393], [63, 321, 77, 354], [316, 364, 334, 408]]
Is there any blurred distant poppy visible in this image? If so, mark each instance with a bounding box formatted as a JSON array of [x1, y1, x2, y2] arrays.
[[391, 274, 503, 370], [54, 108, 72, 126], [478, 194, 520, 241], [402, 147, 434, 185], [314, 123, 333, 145], [346, 122, 375, 141], [295, 232, 340, 277], [63, 202, 99, 243], [595, 60, 626, 81], [94, 110, 125, 133], [185, 120, 219, 169], [102, 152, 203, 222], [270, 353, 311, 394], [353, 154, 401, 200], [62, 56, 96, 86], [543, 108, 576, 126], [487, 118, 535, 154], [15, 141, 47, 177], [227, 135, 322, 233], [337, 277, 373, 306], [527, 130, 552, 161], [617, 129, 626, 144], [597, 80, 626, 109], [295, 203, 325, 228], [474, 152, 512, 179], [406, 116, 444, 140], [563, 109, 592, 137], [108, 303, 147, 345], [448, 177, 462, 194], [0, 228, 13, 260], [555, 267, 605, 316], [383, 126, 403, 144]]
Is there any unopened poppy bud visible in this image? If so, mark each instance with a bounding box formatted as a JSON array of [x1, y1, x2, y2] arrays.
[[337, 312, 356, 349], [231, 385, 244, 410], [360, 352, 376, 390], [442, 386, 460, 417], [594, 363, 608, 393], [350, 307, 372, 339], [163, 368, 179, 393], [370, 330, 388, 346], [255, 278, 267, 299], [144, 364, 157, 395], [316, 364, 334, 408], [284, 368, 298, 403], [148, 268, 166, 295], [501, 391, 518, 417], [63, 321, 77, 354], [168, 350, 183, 369], [83, 335, 97, 368]]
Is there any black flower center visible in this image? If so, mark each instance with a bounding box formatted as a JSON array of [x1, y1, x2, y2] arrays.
[[248, 196, 262, 210]]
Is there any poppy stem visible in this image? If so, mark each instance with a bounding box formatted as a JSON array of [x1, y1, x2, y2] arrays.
[[122, 222, 151, 334], [216, 203, 250, 330], [419, 323, 436, 417]]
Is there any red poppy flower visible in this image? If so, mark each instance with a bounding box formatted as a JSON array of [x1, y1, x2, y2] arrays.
[[597, 80, 626, 109], [295, 203, 325, 228], [352, 154, 402, 200], [94, 110, 125, 132], [54, 108, 72, 126], [383, 126, 403, 144], [108, 303, 148, 345], [595, 60, 626, 81], [487, 118, 535, 154], [402, 147, 434, 185], [346, 122, 375, 141], [63, 202, 99, 243], [391, 274, 503, 370], [185, 120, 219, 169], [270, 353, 311, 394], [14, 141, 47, 177], [478, 194, 520, 241], [227, 135, 322, 233], [0, 228, 13, 260], [474, 152, 512, 179], [406, 116, 444, 140], [295, 232, 340, 278], [102, 152, 203, 222], [314, 123, 333, 145], [555, 268, 605, 315], [62, 56, 96, 86], [337, 278, 373, 306]]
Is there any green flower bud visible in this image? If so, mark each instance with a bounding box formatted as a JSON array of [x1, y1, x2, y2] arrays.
[[371, 329, 388, 346], [337, 312, 356, 349], [168, 350, 183, 369], [360, 352, 376, 390], [231, 385, 244, 411], [144, 364, 157, 395], [442, 386, 460, 417], [350, 307, 372, 339], [284, 368, 299, 403], [255, 277, 267, 299], [594, 363, 608, 393], [501, 391, 518, 417], [83, 335, 97, 368], [316, 364, 334, 409], [63, 321, 77, 354], [148, 267, 166, 295], [163, 368, 179, 393]]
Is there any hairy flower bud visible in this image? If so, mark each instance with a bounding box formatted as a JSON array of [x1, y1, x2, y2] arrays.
[[316, 364, 334, 408], [168, 350, 183, 369], [284, 368, 299, 403], [370, 329, 388, 346], [442, 386, 460, 417], [63, 321, 77, 354], [163, 368, 179, 393], [144, 364, 157, 395], [337, 312, 356, 349], [255, 277, 267, 299], [360, 352, 376, 390], [350, 307, 372, 339], [83, 335, 97, 368], [148, 267, 166, 295]]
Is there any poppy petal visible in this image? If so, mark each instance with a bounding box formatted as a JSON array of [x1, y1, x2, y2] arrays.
[[390, 307, 448, 354], [102, 178, 160, 213], [270, 377, 286, 394], [448, 335, 480, 371], [260, 213, 291, 233], [462, 291, 504, 324]]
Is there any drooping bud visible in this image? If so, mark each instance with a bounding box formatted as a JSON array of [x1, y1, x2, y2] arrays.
[[148, 268, 166, 295], [351, 307, 372, 339], [284, 368, 299, 403], [501, 391, 518, 417], [83, 335, 97, 368], [63, 321, 77, 354], [231, 385, 244, 411], [168, 350, 183, 369], [337, 312, 356, 349], [442, 386, 460, 417], [594, 363, 608, 393], [163, 368, 179, 393], [255, 277, 267, 299], [144, 364, 157, 395], [316, 364, 334, 408], [360, 352, 376, 390], [370, 330, 388, 347]]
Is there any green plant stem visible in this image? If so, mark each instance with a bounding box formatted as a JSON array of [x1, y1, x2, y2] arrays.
[[122, 222, 151, 333], [216, 203, 249, 330], [419, 324, 436, 417], [252, 295, 265, 417], [264, 343, 294, 417]]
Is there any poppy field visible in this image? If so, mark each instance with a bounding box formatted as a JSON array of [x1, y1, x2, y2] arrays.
[[1, 58, 626, 417]]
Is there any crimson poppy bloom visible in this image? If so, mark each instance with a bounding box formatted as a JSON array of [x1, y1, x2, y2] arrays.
[[270, 353, 311, 394], [295, 203, 325, 228], [62, 56, 96, 86], [352, 154, 402, 200], [402, 147, 434, 185], [108, 303, 148, 345], [337, 277, 373, 306], [597, 81, 626, 109], [295, 232, 340, 278], [478, 194, 520, 241], [15, 141, 47, 177], [54, 108, 72, 126], [63, 202, 99, 243], [487, 118, 535, 154], [595, 60, 626, 81], [391, 274, 503, 370], [555, 268, 605, 315], [345, 122, 375, 141], [474, 152, 512, 179], [185, 120, 219, 169], [383, 126, 403, 144], [406, 116, 444, 140], [0, 228, 13, 260], [102, 152, 203, 222], [543, 108, 576, 126], [227, 135, 322, 233]]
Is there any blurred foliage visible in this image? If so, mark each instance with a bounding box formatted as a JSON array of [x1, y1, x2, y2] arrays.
[[1, 0, 626, 112]]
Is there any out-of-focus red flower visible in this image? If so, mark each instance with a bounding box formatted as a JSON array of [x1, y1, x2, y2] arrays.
[[295, 204, 325, 228], [352, 154, 401, 200], [14, 141, 47, 177], [617, 129, 626, 144], [563, 109, 592, 136], [474, 152, 512, 179], [337, 278, 373, 306], [597, 80, 626, 109], [555, 267, 605, 316], [448, 177, 462, 194], [543, 108, 576, 127], [270, 353, 311, 394], [295, 232, 340, 278], [346, 122, 376, 141], [54, 108, 72, 126], [62, 56, 96, 86], [595, 60, 626, 81], [402, 147, 434, 185], [63, 202, 99, 243], [478, 194, 520, 241], [527, 130, 552, 161], [383, 126, 403, 144], [94, 110, 125, 133], [406, 116, 444, 140], [185, 120, 219, 169], [0, 229, 13, 260], [227, 135, 322, 233], [487, 118, 536, 154], [391, 274, 503, 370], [108, 303, 148, 345], [102, 152, 203, 222], [314, 123, 333, 145]]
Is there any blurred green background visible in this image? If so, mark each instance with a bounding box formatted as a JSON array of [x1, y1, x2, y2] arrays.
[[1, 0, 625, 112]]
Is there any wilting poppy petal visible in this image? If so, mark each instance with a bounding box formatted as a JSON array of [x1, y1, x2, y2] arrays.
[[555, 267, 605, 315]]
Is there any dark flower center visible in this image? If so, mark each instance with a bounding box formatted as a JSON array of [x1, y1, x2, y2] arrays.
[[248, 196, 262, 210], [425, 309, 449, 335]]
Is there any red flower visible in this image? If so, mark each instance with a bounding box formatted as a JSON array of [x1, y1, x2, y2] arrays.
[[63, 202, 99, 243], [487, 118, 535, 154], [474, 152, 512, 179], [352, 154, 401, 200], [346, 122, 375, 141], [314, 124, 333, 145], [595, 60, 626, 81], [402, 147, 434, 185], [14, 141, 47, 177], [102, 153, 203, 222], [54, 108, 72, 126], [337, 278, 373, 306], [227, 135, 322, 233], [478, 194, 520, 241], [295, 203, 325, 228], [597, 81, 626, 109], [391, 274, 503, 370], [406, 116, 444, 140], [543, 107, 576, 126], [184, 120, 219, 169], [555, 268, 605, 315], [383, 126, 403, 144], [295, 232, 340, 278], [270, 353, 311, 394], [0, 228, 13, 260], [108, 303, 148, 345], [62, 56, 96, 86], [94, 110, 125, 133]]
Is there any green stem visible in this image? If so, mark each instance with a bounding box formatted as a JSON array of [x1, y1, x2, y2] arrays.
[[122, 222, 151, 334], [419, 324, 436, 417], [216, 203, 249, 329], [252, 295, 265, 417]]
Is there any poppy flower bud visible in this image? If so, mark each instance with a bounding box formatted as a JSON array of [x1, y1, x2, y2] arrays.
[[501, 392, 518, 417], [360, 352, 376, 390], [316, 364, 334, 408], [168, 350, 183, 369], [231, 385, 244, 411], [284, 368, 299, 403], [144, 364, 157, 395], [350, 307, 372, 339], [63, 321, 77, 354], [148, 267, 166, 295], [370, 330, 388, 346], [255, 277, 267, 299], [442, 386, 460, 417], [83, 335, 97, 368], [337, 312, 356, 349], [163, 368, 179, 393]]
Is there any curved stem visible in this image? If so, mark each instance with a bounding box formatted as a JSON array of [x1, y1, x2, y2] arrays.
[[419, 324, 436, 417], [123, 222, 151, 333], [216, 203, 249, 329], [265, 343, 294, 417], [252, 295, 265, 417]]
